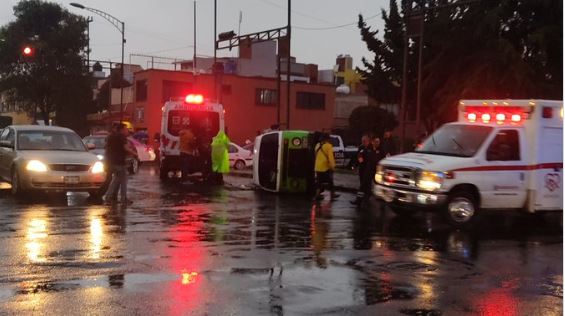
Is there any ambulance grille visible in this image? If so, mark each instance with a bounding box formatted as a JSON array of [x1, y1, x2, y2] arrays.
[[382, 165, 418, 189]]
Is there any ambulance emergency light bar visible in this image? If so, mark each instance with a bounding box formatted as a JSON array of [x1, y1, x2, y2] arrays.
[[459, 100, 536, 125], [185, 94, 204, 104]]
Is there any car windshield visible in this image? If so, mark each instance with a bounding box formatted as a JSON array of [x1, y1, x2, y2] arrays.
[[84, 136, 106, 149], [18, 130, 87, 151], [416, 124, 493, 157]]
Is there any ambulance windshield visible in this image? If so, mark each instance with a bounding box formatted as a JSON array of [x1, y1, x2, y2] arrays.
[[417, 124, 493, 157]]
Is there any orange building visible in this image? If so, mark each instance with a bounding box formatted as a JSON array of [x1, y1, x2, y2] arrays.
[[130, 69, 336, 145]]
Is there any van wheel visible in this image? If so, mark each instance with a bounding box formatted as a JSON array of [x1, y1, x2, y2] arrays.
[[390, 204, 415, 217], [234, 160, 246, 170], [444, 190, 478, 227]]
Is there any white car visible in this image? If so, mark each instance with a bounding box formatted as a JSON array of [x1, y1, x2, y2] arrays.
[[84, 134, 156, 174], [229, 142, 253, 170], [0, 125, 106, 197]]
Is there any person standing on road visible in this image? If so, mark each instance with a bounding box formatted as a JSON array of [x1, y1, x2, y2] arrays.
[[381, 129, 397, 157], [352, 135, 371, 205], [314, 133, 339, 201], [179, 126, 196, 180], [210, 130, 231, 185], [104, 123, 138, 205]]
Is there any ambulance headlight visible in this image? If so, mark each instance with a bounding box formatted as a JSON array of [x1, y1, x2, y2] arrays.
[[374, 165, 384, 184], [417, 170, 445, 191]]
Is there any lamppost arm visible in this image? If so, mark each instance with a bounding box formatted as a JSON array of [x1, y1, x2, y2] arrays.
[[70, 3, 124, 34]]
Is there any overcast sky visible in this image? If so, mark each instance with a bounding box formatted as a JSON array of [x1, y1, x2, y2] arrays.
[[0, 0, 389, 70]]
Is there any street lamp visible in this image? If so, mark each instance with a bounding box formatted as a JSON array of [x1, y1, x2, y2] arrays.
[[70, 2, 126, 123]]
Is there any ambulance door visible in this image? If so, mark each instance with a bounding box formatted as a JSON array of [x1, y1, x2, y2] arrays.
[[481, 129, 527, 209], [533, 126, 563, 210]]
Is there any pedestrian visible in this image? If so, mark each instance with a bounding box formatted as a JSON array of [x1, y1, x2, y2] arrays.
[[104, 123, 138, 205], [351, 135, 371, 205], [314, 133, 339, 201], [179, 125, 196, 180], [210, 129, 231, 184], [381, 129, 397, 157]]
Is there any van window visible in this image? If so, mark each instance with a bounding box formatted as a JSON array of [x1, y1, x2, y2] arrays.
[[486, 130, 520, 161]]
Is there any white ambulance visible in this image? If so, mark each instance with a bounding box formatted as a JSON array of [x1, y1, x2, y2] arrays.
[[159, 94, 224, 180], [374, 99, 563, 226]]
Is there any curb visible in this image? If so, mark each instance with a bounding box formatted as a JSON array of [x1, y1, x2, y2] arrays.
[[227, 171, 358, 193]]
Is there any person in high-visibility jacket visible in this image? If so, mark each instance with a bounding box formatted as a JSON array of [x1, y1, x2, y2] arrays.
[[210, 130, 230, 184], [314, 133, 339, 201]]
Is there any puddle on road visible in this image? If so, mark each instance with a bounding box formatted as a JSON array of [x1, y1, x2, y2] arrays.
[[400, 309, 443, 316]]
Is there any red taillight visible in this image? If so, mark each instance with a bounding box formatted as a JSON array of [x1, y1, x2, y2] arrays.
[[185, 94, 204, 104], [511, 114, 522, 122], [481, 113, 491, 123], [467, 113, 477, 122], [542, 107, 553, 118]]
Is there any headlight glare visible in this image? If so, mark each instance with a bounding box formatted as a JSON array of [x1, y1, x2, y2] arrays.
[[375, 165, 384, 184], [91, 161, 105, 174], [96, 155, 104, 160], [26, 160, 48, 172], [417, 171, 445, 191]]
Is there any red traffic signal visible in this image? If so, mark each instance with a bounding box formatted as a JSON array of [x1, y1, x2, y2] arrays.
[[22, 46, 33, 56]]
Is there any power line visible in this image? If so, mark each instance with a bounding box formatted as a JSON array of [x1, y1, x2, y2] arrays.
[[295, 12, 381, 31]]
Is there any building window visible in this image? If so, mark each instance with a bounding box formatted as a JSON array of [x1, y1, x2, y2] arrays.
[[135, 107, 144, 123], [162, 80, 192, 102], [256, 88, 278, 106], [222, 84, 232, 95], [296, 92, 325, 110], [135, 80, 147, 102]]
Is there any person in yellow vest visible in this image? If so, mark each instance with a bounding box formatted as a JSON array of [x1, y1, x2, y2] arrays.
[[314, 133, 340, 201]]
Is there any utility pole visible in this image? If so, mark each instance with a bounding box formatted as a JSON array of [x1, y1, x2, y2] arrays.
[[213, 0, 218, 103], [286, 0, 291, 129], [193, 1, 197, 72], [86, 16, 93, 70]]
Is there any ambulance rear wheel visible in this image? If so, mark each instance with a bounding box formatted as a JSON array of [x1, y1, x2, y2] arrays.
[[444, 190, 478, 227]]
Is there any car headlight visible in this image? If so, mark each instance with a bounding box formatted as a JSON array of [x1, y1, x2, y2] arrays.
[[374, 165, 384, 184], [91, 161, 105, 174], [96, 155, 104, 160], [26, 160, 48, 172], [417, 170, 445, 191]]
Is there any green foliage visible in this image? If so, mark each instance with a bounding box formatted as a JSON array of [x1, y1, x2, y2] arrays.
[[348, 106, 398, 139], [0, 0, 91, 134], [358, 0, 563, 132]]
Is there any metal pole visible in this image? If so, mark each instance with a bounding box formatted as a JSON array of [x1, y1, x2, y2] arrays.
[[214, 0, 217, 103], [86, 17, 93, 70], [286, 0, 291, 129], [277, 52, 281, 126], [399, 34, 409, 153], [415, 13, 424, 136], [193, 1, 197, 72], [120, 22, 125, 123]]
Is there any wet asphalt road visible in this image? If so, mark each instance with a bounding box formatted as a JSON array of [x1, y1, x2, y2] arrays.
[[0, 165, 562, 315]]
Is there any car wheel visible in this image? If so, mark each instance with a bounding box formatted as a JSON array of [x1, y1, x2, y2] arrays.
[[389, 204, 415, 217], [234, 160, 246, 170], [11, 169, 26, 198], [444, 190, 478, 227], [128, 158, 140, 175]]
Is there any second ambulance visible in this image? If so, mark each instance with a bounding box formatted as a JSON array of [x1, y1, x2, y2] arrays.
[[374, 99, 563, 226]]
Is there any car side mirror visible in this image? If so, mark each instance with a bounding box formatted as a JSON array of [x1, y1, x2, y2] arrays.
[[0, 140, 14, 149], [86, 143, 96, 150]]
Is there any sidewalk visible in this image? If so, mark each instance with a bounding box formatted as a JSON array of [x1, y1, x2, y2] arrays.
[[228, 168, 359, 193]]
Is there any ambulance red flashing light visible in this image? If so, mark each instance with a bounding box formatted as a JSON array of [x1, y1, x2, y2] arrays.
[[185, 94, 204, 104], [464, 105, 526, 125]]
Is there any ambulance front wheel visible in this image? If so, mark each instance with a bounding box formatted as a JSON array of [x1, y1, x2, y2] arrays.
[[444, 190, 478, 227]]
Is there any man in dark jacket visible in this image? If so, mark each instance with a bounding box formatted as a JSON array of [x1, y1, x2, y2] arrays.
[[380, 129, 397, 157], [104, 123, 137, 205], [351, 135, 371, 205]]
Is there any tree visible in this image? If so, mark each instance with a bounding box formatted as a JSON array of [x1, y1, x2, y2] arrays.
[[358, 0, 563, 132], [348, 106, 398, 139], [0, 0, 91, 134]]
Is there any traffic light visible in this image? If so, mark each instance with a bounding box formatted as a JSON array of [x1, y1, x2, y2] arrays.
[[22, 46, 33, 56]]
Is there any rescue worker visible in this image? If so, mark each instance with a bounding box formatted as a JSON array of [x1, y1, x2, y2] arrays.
[[210, 130, 231, 184], [314, 133, 339, 201], [381, 129, 397, 157], [179, 126, 196, 180], [351, 135, 371, 205]]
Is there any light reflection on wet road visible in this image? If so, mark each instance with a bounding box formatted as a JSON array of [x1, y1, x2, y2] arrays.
[[0, 165, 561, 315]]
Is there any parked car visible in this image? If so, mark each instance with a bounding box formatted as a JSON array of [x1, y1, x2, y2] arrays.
[[229, 142, 253, 170], [83, 134, 155, 175], [0, 125, 106, 197]]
